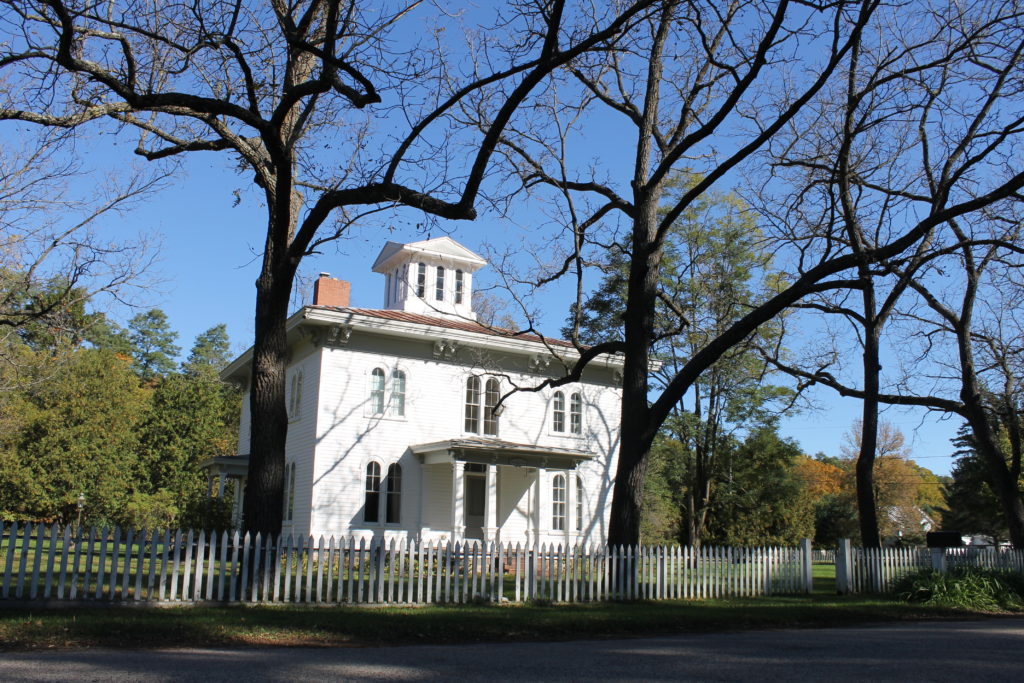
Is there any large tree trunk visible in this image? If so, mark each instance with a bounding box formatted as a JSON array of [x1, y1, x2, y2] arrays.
[[607, 204, 662, 546], [242, 195, 298, 537], [856, 323, 883, 548]]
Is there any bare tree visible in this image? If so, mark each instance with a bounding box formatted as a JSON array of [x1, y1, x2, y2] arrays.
[[0, 129, 158, 364], [480, 0, 1024, 546], [0, 0, 660, 535], [758, 0, 1024, 547]]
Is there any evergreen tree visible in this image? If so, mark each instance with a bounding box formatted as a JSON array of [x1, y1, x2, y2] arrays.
[[184, 324, 232, 372], [127, 308, 180, 381]]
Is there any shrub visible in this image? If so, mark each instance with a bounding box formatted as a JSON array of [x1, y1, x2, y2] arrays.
[[895, 567, 1024, 611]]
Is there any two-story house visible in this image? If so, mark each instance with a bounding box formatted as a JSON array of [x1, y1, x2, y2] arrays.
[[206, 237, 623, 546]]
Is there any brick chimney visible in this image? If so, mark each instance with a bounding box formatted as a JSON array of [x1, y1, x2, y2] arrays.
[[313, 273, 350, 307]]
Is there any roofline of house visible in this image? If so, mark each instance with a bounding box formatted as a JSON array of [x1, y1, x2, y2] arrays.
[[220, 306, 627, 384]]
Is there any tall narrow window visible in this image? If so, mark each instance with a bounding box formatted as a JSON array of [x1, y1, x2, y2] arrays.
[[483, 378, 500, 436], [552, 474, 566, 531], [576, 475, 584, 532], [552, 391, 566, 432], [283, 462, 296, 521], [570, 392, 583, 434], [364, 462, 381, 523], [416, 263, 426, 297], [385, 464, 402, 524], [370, 368, 386, 414], [435, 266, 445, 301], [454, 270, 464, 304], [288, 371, 303, 419], [465, 376, 481, 433], [385, 274, 392, 306], [391, 369, 406, 417]]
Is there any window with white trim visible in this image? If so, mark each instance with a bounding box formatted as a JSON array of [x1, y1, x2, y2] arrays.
[[552, 391, 566, 432], [576, 475, 584, 531], [385, 463, 402, 524], [435, 266, 445, 301], [391, 369, 406, 417], [416, 263, 426, 297], [465, 376, 481, 433], [454, 269, 464, 304], [483, 378, 500, 436], [370, 367, 386, 415], [283, 462, 296, 522], [465, 376, 500, 436], [552, 474, 566, 531], [570, 392, 583, 434], [364, 461, 381, 523], [288, 370, 304, 420]]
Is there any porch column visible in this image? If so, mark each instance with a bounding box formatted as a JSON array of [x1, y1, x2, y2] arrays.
[[231, 479, 243, 527], [217, 473, 226, 499], [534, 466, 548, 544], [451, 462, 465, 539], [483, 464, 498, 542]]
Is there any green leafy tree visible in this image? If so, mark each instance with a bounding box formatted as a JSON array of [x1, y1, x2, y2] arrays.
[[0, 348, 149, 524], [138, 328, 241, 528], [127, 309, 180, 382], [703, 427, 815, 546]]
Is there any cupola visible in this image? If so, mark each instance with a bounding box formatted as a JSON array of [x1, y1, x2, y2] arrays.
[[371, 237, 487, 320]]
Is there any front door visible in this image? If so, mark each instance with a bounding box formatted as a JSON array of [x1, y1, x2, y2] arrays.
[[464, 475, 485, 540]]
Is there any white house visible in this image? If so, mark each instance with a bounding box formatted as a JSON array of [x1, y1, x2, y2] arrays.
[[207, 237, 624, 547]]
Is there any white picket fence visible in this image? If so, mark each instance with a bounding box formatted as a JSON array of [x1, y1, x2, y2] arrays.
[[834, 540, 1024, 594], [0, 522, 811, 605]]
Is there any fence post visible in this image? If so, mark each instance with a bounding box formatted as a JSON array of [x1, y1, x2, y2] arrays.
[[930, 547, 947, 575], [835, 538, 852, 594], [800, 538, 813, 594]]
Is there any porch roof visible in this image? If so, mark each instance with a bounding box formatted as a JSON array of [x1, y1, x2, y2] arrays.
[[199, 454, 250, 478], [411, 438, 595, 470]]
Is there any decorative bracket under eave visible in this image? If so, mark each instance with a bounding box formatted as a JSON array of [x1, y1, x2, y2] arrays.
[[433, 338, 459, 359], [320, 324, 353, 347]]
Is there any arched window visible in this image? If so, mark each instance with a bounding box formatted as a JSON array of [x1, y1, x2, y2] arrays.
[[435, 266, 445, 301], [454, 269, 464, 304], [570, 392, 583, 434], [483, 378, 500, 436], [288, 371, 303, 419], [576, 475, 584, 532], [370, 368, 386, 414], [552, 474, 566, 531], [391, 369, 406, 417], [552, 391, 566, 432], [465, 376, 481, 433], [364, 462, 381, 523], [386, 464, 402, 524], [416, 263, 426, 297]]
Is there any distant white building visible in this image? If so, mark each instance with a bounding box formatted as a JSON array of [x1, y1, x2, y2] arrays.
[[208, 237, 624, 546]]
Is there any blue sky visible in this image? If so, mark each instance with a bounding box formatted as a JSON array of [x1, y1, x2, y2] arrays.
[[55, 144, 959, 477], [0, 1, 964, 477]]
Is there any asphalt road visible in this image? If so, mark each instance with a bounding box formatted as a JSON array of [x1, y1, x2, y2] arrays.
[[2, 618, 1022, 681]]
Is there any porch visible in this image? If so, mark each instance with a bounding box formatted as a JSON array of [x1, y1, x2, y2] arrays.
[[411, 438, 595, 545]]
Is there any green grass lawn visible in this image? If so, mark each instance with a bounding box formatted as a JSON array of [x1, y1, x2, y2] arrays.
[[1, 586, 1015, 651]]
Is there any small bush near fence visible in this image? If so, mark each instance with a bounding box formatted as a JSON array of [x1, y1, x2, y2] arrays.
[[895, 567, 1024, 611]]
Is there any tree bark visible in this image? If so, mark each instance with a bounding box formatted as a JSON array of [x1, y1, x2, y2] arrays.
[[856, 323, 882, 548]]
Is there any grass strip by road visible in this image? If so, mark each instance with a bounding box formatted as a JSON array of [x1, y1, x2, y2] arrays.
[[0, 592, 1016, 651]]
